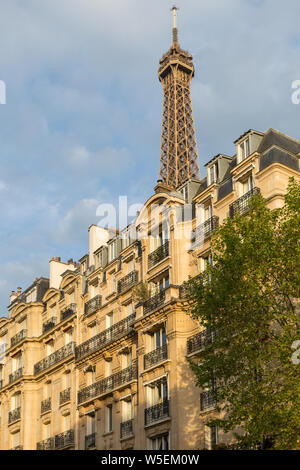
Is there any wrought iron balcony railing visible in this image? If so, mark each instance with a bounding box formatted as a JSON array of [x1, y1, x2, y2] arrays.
[[229, 187, 260, 218], [144, 344, 168, 370], [75, 313, 136, 361], [117, 271, 138, 294], [36, 438, 55, 450], [192, 216, 219, 247], [200, 390, 217, 411], [54, 429, 75, 449], [34, 342, 75, 375], [85, 433, 96, 449], [60, 387, 71, 405], [61, 303, 76, 322], [143, 291, 166, 315], [9, 367, 23, 384], [11, 329, 27, 348], [12, 446, 23, 450], [120, 419, 134, 439], [42, 317, 57, 335], [84, 295, 102, 317], [41, 397, 51, 414], [187, 330, 217, 355], [144, 399, 170, 426], [9, 407, 21, 424], [179, 273, 209, 299], [148, 241, 169, 269], [78, 360, 138, 405]]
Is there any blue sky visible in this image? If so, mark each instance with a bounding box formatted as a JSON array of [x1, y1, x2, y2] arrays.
[[0, 0, 300, 314]]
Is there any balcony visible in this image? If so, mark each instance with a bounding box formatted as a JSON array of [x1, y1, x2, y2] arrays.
[[120, 419, 134, 439], [85, 433, 96, 449], [41, 397, 51, 414], [193, 216, 219, 247], [75, 313, 136, 362], [179, 273, 209, 298], [187, 330, 216, 355], [54, 429, 75, 449], [144, 399, 170, 426], [229, 187, 260, 218], [144, 344, 168, 370], [148, 241, 169, 269], [200, 390, 217, 411], [78, 360, 138, 405], [143, 291, 165, 315], [84, 295, 102, 317], [61, 303, 76, 322], [9, 407, 21, 424], [60, 387, 71, 405], [42, 317, 57, 335], [11, 329, 27, 348], [36, 438, 55, 450], [9, 367, 23, 384], [34, 342, 75, 375], [117, 271, 138, 295]]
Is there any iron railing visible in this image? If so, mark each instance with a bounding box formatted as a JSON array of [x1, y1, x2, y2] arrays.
[[187, 330, 216, 355], [143, 291, 166, 315], [117, 271, 138, 294], [8, 407, 21, 424], [84, 295, 102, 317], [75, 313, 136, 361], [9, 367, 23, 384], [42, 317, 57, 334], [85, 433, 96, 449], [144, 344, 168, 369], [78, 361, 138, 405], [229, 187, 260, 218], [54, 429, 75, 449], [200, 390, 217, 411], [60, 387, 71, 405], [61, 304, 76, 322], [11, 329, 27, 348], [34, 342, 75, 375], [120, 419, 134, 439], [12, 446, 23, 450], [179, 273, 209, 298], [148, 241, 169, 269], [144, 399, 170, 426], [192, 216, 219, 246], [41, 397, 51, 414], [36, 438, 55, 450]]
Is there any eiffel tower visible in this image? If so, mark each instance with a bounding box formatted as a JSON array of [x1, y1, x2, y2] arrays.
[[158, 6, 200, 189]]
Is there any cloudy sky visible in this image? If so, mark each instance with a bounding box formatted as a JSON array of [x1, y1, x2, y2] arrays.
[[0, 0, 300, 314]]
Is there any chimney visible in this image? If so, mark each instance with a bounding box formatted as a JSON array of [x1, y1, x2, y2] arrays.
[[10, 291, 17, 303], [17, 287, 22, 296]]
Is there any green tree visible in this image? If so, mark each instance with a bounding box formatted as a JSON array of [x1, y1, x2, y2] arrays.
[[184, 178, 300, 450]]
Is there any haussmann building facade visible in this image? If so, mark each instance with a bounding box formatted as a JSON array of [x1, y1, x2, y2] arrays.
[[0, 10, 299, 451]]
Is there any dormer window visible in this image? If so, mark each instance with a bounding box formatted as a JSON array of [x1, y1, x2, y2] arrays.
[[240, 138, 250, 161], [108, 241, 116, 263], [181, 185, 188, 202], [209, 163, 218, 185]]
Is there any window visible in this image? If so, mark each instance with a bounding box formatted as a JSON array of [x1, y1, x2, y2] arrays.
[[204, 204, 212, 222], [181, 185, 188, 202], [43, 423, 51, 439], [88, 322, 97, 339], [110, 274, 116, 294], [45, 382, 51, 399], [12, 393, 21, 410], [147, 433, 169, 450], [242, 174, 253, 195], [65, 328, 73, 345], [122, 350, 132, 369], [125, 303, 134, 316], [46, 341, 54, 356], [12, 431, 20, 449], [109, 242, 116, 262], [147, 378, 168, 406], [150, 327, 166, 352], [86, 413, 96, 436], [122, 399, 133, 422], [64, 372, 71, 389], [209, 163, 218, 185], [204, 425, 218, 450], [105, 360, 112, 378], [105, 405, 113, 433], [12, 353, 22, 372], [127, 259, 135, 274], [240, 138, 250, 161]]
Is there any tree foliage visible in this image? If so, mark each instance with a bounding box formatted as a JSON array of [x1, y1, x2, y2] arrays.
[[184, 178, 300, 450]]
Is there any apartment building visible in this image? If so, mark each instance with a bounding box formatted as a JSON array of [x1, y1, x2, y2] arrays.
[[0, 10, 299, 451]]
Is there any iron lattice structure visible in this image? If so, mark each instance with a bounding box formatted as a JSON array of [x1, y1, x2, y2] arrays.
[[158, 14, 200, 189]]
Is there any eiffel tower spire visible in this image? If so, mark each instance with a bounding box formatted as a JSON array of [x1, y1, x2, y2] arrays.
[[158, 6, 200, 189]]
